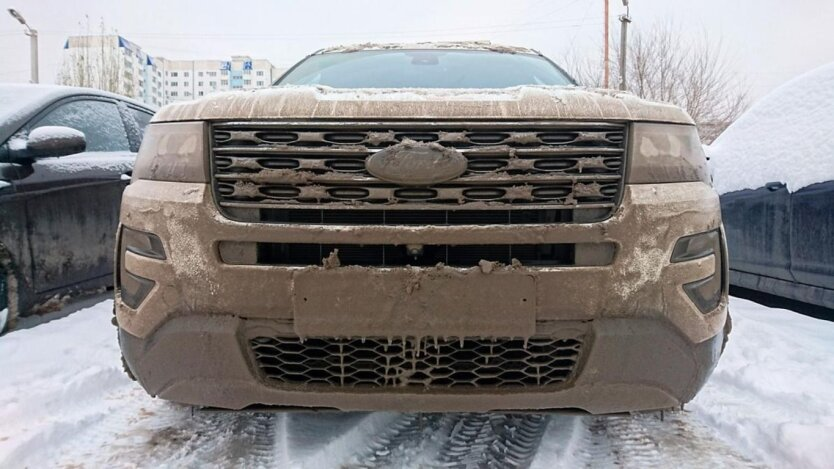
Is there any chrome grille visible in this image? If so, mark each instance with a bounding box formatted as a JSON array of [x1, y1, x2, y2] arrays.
[[250, 336, 583, 389], [210, 121, 627, 224]]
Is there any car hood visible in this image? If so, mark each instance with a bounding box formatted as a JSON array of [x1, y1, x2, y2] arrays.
[[152, 85, 694, 124]]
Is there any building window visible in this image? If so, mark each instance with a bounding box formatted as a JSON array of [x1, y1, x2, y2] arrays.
[[198, 81, 203, 86], [243, 69, 251, 75], [198, 71, 204, 77], [256, 80, 264, 86], [221, 79, 229, 86], [221, 70, 229, 75], [171, 72, 178, 77], [198, 91, 204, 96], [171, 91, 178, 97], [209, 81, 217, 87], [171, 81, 178, 86], [184, 81, 189, 87], [184, 91, 191, 97], [256, 70, 264, 76], [243, 79, 252, 85], [207, 71, 217, 77], [184, 71, 190, 77]]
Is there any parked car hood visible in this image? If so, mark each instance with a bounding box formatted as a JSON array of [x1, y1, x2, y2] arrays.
[[152, 85, 694, 124]]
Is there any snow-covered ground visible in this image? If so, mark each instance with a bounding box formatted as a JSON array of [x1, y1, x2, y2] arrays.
[[1, 298, 832, 468]]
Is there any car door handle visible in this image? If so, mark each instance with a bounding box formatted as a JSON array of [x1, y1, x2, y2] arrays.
[[765, 181, 786, 191]]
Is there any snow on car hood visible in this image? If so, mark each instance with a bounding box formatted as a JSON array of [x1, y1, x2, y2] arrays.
[[152, 85, 693, 124], [709, 62, 834, 194]]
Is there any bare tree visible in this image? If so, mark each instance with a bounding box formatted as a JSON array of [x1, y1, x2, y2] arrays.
[[59, 17, 134, 97], [564, 22, 748, 143]]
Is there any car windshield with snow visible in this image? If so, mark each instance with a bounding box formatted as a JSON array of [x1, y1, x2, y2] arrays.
[[115, 42, 730, 414]]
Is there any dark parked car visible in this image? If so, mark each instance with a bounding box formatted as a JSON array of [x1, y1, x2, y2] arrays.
[[720, 182, 834, 309], [0, 84, 155, 332], [710, 63, 834, 310]]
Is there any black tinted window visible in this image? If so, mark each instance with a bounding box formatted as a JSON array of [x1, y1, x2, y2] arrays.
[[277, 50, 573, 88], [33, 99, 129, 152]]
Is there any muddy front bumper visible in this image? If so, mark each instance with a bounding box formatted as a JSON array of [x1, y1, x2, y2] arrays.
[[116, 180, 728, 414]]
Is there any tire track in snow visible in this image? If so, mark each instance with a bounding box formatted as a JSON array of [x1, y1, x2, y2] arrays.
[[30, 384, 282, 468], [435, 413, 550, 468], [348, 413, 443, 468], [531, 411, 764, 468]]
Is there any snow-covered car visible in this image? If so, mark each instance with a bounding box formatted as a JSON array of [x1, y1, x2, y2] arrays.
[[710, 63, 834, 310], [116, 42, 730, 413], [0, 84, 155, 333]]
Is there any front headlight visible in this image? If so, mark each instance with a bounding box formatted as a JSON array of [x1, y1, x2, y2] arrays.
[[132, 122, 208, 183], [627, 123, 709, 184]]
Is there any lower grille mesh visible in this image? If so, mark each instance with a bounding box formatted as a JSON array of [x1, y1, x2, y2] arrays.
[[250, 336, 583, 389]]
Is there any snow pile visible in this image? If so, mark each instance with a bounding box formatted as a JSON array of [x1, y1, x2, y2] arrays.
[[709, 62, 834, 194], [692, 297, 834, 468]]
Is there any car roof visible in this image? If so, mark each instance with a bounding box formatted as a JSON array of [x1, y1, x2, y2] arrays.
[[0, 84, 155, 144], [315, 41, 541, 56]]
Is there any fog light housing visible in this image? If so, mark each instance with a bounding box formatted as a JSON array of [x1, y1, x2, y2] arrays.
[[118, 227, 165, 310], [672, 229, 725, 313], [683, 274, 722, 313], [120, 271, 155, 310]]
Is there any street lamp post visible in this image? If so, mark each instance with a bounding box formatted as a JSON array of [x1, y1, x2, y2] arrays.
[[7, 8, 38, 84], [618, 0, 631, 91]]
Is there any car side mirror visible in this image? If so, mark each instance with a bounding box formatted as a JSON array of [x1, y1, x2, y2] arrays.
[[24, 126, 87, 159], [1, 126, 87, 165]]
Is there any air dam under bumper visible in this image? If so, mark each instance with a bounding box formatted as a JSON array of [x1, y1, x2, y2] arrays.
[[116, 180, 728, 413], [119, 316, 724, 413]]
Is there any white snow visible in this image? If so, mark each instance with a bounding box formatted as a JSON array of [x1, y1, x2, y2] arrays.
[[26, 126, 85, 146], [0, 297, 832, 467], [708, 62, 834, 194], [36, 151, 134, 174], [691, 297, 834, 468], [306, 84, 526, 101]]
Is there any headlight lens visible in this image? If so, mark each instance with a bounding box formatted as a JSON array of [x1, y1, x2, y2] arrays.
[[132, 122, 208, 183], [627, 123, 709, 184]]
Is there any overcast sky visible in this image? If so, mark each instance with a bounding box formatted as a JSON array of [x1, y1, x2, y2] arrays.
[[2, 0, 833, 101]]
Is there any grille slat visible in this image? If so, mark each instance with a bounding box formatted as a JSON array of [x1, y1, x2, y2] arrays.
[[250, 336, 583, 389], [211, 122, 627, 224]]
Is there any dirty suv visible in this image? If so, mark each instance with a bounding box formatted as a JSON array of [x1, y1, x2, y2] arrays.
[[116, 42, 729, 414]]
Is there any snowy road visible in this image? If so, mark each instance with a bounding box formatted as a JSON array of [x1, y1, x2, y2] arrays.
[[1, 298, 833, 468]]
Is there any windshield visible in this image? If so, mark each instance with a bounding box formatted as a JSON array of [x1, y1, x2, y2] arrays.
[[275, 50, 574, 88]]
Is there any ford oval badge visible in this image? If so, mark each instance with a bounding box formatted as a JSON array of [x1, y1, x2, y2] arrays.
[[366, 140, 467, 186]]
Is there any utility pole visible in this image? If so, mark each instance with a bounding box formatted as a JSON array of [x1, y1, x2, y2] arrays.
[[7, 8, 38, 84], [603, 0, 610, 88], [619, 0, 631, 91]]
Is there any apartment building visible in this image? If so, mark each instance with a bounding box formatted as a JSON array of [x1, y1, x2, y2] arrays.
[[157, 56, 283, 104], [62, 35, 284, 107]]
